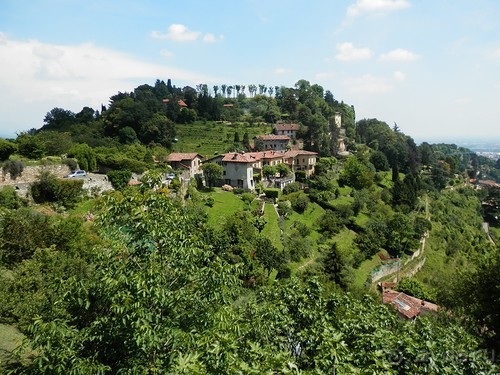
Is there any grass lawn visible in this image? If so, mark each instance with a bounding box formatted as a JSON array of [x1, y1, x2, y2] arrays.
[[351, 252, 382, 291], [173, 121, 272, 157], [204, 189, 246, 228], [261, 203, 283, 250]]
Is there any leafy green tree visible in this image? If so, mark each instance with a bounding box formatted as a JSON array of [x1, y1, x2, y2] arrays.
[[31, 170, 84, 208], [262, 165, 277, 180], [201, 162, 223, 187], [118, 126, 138, 144], [35, 130, 74, 156], [0, 208, 54, 265], [68, 143, 97, 171], [140, 113, 176, 147], [276, 163, 291, 178], [16, 132, 46, 159], [107, 169, 132, 190], [397, 278, 437, 302], [339, 156, 375, 190], [321, 241, 353, 289], [0, 138, 17, 160], [42, 107, 77, 131], [0, 185, 24, 209]]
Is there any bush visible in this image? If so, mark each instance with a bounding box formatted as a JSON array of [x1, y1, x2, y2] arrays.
[[107, 170, 132, 190], [63, 158, 78, 171], [31, 171, 84, 208], [0, 186, 24, 209], [295, 170, 306, 182], [264, 188, 280, 200], [287, 191, 309, 213], [283, 182, 301, 195], [2, 160, 24, 180]]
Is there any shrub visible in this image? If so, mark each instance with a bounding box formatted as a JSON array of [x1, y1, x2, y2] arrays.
[[63, 158, 78, 171], [295, 170, 306, 182], [2, 160, 24, 180], [283, 182, 301, 195], [264, 188, 280, 200], [31, 171, 84, 208], [107, 170, 132, 190], [287, 191, 309, 213], [0, 185, 24, 209]]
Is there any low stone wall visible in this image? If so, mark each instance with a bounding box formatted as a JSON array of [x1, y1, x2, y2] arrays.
[[0, 165, 71, 185]]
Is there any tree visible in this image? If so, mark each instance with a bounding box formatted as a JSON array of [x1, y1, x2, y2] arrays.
[[140, 113, 176, 146], [107, 170, 132, 190], [201, 162, 223, 187], [262, 165, 277, 180], [68, 143, 97, 172], [0, 138, 17, 161], [16, 132, 46, 159], [276, 163, 291, 178], [339, 156, 375, 190]]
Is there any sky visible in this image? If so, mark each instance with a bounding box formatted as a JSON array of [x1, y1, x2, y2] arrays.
[[1, 0, 499, 143]]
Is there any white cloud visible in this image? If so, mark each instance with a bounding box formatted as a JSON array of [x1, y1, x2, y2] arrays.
[[151, 24, 201, 42], [345, 74, 393, 93], [393, 70, 405, 81], [203, 33, 216, 43], [160, 49, 174, 59], [315, 72, 335, 80], [335, 42, 372, 61], [380, 48, 419, 61], [347, 0, 411, 17], [0, 35, 218, 135], [274, 67, 290, 75], [344, 71, 406, 94]]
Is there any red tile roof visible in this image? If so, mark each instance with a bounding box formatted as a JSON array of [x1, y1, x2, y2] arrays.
[[275, 123, 300, 131], [162, 99, 188, 107], [220, 153, 258, 163], [246, 150, 286, 160], [283, 150, 318, 158], [383, 289, 439, 319], [256, 135, 291, 141], [166, 153, 202, 162]]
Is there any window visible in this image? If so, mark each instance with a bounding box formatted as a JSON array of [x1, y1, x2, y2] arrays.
[[237, 179, 244, 188], [225, 179, 231, 185]]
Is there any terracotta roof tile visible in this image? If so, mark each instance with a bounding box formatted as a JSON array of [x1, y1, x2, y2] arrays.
[[256, 135, 291, 141], [167, 153, 202, 162], [275, 123, 300, 131], [383, 289, 439, 319]]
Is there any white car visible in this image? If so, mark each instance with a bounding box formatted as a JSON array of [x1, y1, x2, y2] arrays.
[[66, 170, 87, 178]]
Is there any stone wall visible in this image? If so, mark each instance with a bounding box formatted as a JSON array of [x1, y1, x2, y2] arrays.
[[0, 165, 71, 185]]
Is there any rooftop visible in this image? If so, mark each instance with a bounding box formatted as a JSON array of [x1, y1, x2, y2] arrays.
[[166, 153, 202, 162], [382, 289, 439, 319]]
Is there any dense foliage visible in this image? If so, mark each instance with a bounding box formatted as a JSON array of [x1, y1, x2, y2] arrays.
[[0, 78, 498, 372]]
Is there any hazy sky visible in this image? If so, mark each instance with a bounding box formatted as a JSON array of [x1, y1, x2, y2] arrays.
[[1, 0, 499, 142]]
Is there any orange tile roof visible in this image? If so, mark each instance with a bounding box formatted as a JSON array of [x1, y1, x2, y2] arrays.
[[275, 123, 300, 131], [256, 135, 291, 141], [383, 289, 438, 319], [246, 150, 286, 160], [220, 153, 258, 163], [283, 150, 318, 158], [166, 153, 202, 162]]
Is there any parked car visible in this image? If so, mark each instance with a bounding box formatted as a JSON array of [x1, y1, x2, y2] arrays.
[[65, 170, 87, 178], [166, 173, 176, 180]]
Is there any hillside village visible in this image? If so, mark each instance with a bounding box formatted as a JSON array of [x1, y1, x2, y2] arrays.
[[0, 79, 499, 372]]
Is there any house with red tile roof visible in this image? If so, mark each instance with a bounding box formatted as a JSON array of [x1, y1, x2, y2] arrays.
[[207, 152, 259, 190], [382, 289, 439, 320], [282, 150, 318, 177], [254, 134, 291, 151], [166, 153, 203, 179], [275, 123, 300, 138]]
